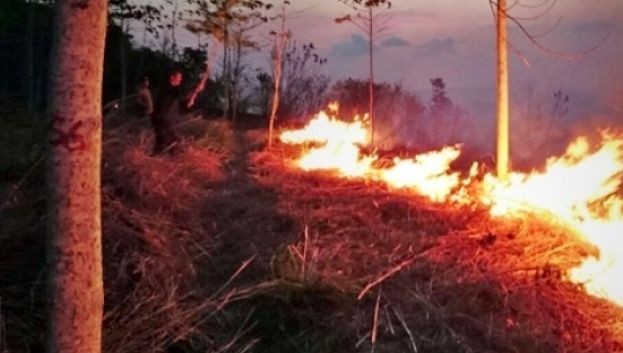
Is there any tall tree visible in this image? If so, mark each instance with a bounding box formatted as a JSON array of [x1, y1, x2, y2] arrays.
[[489, 0, 608, 178], [187, 0, 268, 119], [267, 1, 289, 149], [335, 0, 391, 146], [108, 0, 161, 108], [46, 0, 107, 352], [495, 0, 509, 179]]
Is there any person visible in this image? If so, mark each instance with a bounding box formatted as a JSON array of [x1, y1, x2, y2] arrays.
[[135, 76, 154, 117], [151, 69, 206, 154]]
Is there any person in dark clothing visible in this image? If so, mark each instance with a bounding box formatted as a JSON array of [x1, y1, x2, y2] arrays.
[[151, 69, 206, 154], [135, 76, 154, 117]]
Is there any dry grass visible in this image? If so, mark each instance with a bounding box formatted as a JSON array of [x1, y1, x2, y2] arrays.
[[2, 117, 623, 353], [0, 115, 263, 353], [247, 141, 623, 353]]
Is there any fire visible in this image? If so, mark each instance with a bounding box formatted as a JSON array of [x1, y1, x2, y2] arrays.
[[278, 108, 462, 200], [380, 147, 461, 202], [279, 111, 374, 177], [279, 106, 623, 306], [481, 134, 623, 305]]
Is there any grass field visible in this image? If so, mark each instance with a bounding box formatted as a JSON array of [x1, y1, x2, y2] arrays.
[[1, 112, 622, 353]]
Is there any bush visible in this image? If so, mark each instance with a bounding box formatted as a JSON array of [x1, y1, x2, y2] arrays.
[[328, 79, 426, 149]]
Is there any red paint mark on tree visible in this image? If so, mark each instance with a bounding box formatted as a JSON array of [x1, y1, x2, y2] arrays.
[[51, 114, 87, 152]]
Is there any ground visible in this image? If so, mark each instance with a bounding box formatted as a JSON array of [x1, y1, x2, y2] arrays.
[[1, 114, 623, 353]]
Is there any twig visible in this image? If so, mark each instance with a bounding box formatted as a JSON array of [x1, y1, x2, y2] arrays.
[[210, 255, 257, 299], [358, 252, 428, 300], [302, 224, 309, 281], [391, 305, 418, 353], [371, 287, 382, 352]]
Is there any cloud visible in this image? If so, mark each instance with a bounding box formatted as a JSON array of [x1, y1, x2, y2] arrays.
[[567, 19, 614, 34], [413, 37, 458, 57], [329, 34, 377, 57], [380, 36, 411, 48]]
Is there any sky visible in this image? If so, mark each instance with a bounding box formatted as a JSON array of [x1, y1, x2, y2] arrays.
[[140, 0, 623, 159], [157, 0, 623, 116], [281, 0, 623, 115]]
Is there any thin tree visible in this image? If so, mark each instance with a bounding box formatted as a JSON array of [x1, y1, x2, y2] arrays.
[[230, 21, 262, 121], [46, 0, 107, 352], [267, 0, 289, 149], [109, 0, 162, 109], [186, 0, 269, 119], [496, 0, 509, 179], [489, 0, 608, 179], [335, 0, 391, 146]]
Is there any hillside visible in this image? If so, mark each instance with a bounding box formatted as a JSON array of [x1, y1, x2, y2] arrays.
[[1, 115, 623, 353]]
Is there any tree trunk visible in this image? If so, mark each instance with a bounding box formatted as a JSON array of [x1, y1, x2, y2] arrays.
[[231, 34, 243, 122], [46, 0, 107, 352], [268, 4, 286, 149], [496, 0, 509, 179], [26, 1, 36, 112], [171, 0, 178, 59], [222, 3, 231, 119], [119, 18, 127, 112], [368, 6, 375, 147]]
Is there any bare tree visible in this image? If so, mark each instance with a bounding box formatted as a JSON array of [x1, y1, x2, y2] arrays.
[[277, 42, 330, 119], [46, 0, 108, 352], [229, 19, 264, 121], [335, 0, 391, 146], [109, 0, 162, 109], [267, 0, 289, 149], [488, 0, 609, 178], [187, 0, 269, 119]]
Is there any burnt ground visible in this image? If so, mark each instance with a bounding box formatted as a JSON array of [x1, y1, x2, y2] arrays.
[[1, 118, 623, 353]]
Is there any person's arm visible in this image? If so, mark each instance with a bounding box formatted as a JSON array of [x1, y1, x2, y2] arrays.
[[186, 63, 210, 109]]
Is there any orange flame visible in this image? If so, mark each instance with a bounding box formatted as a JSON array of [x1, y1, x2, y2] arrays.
[[279, 109, 461, 200], [481, 134, 623, 305], [279, 107, 623, 306]]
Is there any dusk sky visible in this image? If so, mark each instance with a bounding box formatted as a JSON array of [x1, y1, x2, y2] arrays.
[[285, 1, 622, 114], [155, 0, 622, 121]]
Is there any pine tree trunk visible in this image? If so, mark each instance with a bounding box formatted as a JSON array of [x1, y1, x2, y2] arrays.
[[496, 0, 509, 179], [46, 0, 107, 352]]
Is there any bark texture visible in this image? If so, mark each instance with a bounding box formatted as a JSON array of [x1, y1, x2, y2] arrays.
[[46, 0, 107, 352]]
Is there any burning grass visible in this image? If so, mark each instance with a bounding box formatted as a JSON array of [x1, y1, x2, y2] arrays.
[[247, 143, 623, 353], [2, 111, 623, 353]]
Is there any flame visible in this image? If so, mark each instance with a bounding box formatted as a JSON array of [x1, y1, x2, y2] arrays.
[[278, 109, 461, 199], [481, 134, 623, 305], [380, 147, 461, 202], [279, 106, 623, 306]]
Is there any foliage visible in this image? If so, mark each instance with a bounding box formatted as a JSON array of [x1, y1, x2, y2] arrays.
[[429, 77, 453, 117], [510, 88, 572, 169], [0, 0, 54, 111], [340, 0, 391, 7], [416, 77, 468, 149], [185, 0, 271, 118], [329, 78, 425, 147], [270, 42, 331, 120]]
